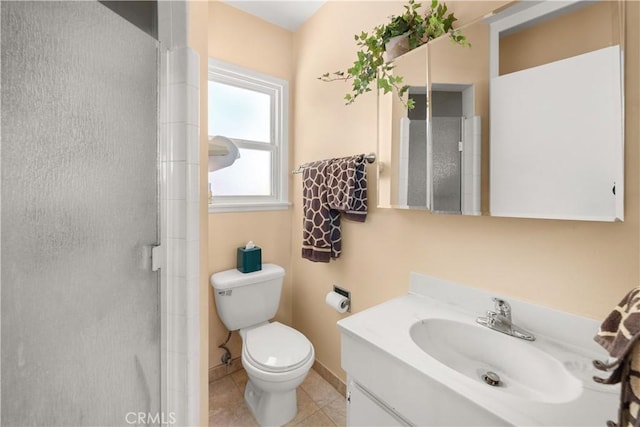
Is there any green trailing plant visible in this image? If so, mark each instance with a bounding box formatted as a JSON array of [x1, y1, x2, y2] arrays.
[[319, 0, 469, 109]]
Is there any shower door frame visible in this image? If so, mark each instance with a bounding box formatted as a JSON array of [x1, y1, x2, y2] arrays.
[[0, 1, 201, 425]]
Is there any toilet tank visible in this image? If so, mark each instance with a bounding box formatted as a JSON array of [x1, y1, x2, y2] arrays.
[[210, 263, 285, 331]]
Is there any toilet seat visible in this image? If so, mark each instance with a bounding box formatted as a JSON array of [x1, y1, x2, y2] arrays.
[[243, 322, 313, 373]]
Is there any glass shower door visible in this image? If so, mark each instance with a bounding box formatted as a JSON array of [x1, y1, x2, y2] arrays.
[[1, 2, 160, 425]]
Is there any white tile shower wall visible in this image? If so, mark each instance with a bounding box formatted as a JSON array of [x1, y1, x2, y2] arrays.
[[162, 44, 200, 427], [159, 2, 200, 424], [158, 1, 188, 53], [169, 1, 188, 49], [168, 123, 188, 163], [183, 46, 201, 427]]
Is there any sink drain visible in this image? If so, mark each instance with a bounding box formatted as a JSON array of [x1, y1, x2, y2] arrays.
[[482, 371, 501, 387]]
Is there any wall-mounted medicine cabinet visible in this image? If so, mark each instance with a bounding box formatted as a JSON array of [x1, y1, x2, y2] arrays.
[[377, 0, 625, 222]]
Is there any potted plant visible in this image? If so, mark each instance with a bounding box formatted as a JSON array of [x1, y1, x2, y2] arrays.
[[319, 0, 468, 109]]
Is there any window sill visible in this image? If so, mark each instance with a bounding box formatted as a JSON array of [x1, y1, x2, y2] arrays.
[[208, 201, 291, 213]]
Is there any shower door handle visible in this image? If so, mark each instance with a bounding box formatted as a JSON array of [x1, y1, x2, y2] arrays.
[[139, 244, 163, 271], [151, 244, 164, 271]]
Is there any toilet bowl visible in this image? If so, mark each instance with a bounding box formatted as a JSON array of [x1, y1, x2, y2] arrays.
[[240, 322, 315, 426], [210, 264, 315, 426]]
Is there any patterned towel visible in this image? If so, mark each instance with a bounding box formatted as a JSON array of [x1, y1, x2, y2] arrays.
[[326, 154, 368, 222], [594, 287, 640, 427], [301, 155, 368, 263], [302, 160, 333, 262]]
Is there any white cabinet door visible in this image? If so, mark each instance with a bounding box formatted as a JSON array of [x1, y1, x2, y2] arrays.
[[347, 380, 411, 426], [490, 45, 623, 221]]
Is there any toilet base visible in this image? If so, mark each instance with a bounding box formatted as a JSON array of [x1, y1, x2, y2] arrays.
[[244, 379, 297, 426]]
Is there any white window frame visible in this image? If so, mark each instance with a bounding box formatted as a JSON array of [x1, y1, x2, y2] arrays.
[[207, 58, 289, 213]]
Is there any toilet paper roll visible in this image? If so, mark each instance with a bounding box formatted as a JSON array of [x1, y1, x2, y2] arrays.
[[325, 291, 349, 313]]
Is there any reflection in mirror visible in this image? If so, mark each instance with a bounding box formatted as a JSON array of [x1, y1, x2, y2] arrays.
[[430, 87, 474, 214], [378, 44, 429, 210], [428, 19, 489, 215], [377, 18, 489, 215], [403, 88, 428, 207]]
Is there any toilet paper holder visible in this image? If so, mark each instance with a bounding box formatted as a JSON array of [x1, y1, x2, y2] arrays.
[[333, 285, 351, 313]]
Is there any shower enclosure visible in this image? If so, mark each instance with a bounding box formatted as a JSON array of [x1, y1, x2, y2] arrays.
[[0, 1, 200, 425]]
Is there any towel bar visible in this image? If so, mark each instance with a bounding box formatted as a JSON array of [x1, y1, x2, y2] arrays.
[[292, 152, 376, 174]]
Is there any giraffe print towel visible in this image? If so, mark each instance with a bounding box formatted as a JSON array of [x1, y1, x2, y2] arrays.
[[301, 155, 367, 263], [594, 287, 640, 427], [326, 155, 368, 223]]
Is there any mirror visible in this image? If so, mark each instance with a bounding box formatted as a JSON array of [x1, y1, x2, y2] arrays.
[[377, 18, 489, 215], [378, 0, 625, 221]]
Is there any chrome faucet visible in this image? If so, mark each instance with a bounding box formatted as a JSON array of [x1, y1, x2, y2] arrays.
[[476, 297, 535, 341]]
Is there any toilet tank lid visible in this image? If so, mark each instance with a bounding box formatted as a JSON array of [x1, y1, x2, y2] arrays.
[[210, 263, 284, 290]]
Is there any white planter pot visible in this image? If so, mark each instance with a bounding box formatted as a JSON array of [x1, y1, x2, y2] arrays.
[[384, 33, 411, 61]]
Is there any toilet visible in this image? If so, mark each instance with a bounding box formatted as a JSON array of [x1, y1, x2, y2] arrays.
[[210, 264, 315, 426]]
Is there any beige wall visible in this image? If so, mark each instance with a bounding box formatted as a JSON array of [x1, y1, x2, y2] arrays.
[[207, 1, 295, 370], [187, 1, 209, 424], [291, 0, 640, 383], [500, 1, 620, 75]]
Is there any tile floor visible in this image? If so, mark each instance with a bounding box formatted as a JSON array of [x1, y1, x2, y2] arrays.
[[209, 368, 346, 426]]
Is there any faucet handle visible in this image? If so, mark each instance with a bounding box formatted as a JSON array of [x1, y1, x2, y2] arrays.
[[492, 297, 511, 317], [485, 310, 498, 325]]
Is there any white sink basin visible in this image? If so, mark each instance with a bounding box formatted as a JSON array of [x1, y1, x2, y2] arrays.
[[410, 318, 583, 404]]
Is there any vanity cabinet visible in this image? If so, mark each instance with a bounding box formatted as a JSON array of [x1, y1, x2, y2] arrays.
[[347, 379, 409, 426], [338, 273, 619, 426], [340, 330, 509, 426]]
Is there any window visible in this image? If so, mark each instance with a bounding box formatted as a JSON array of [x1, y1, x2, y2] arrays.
[[208, 58, 289, 212]]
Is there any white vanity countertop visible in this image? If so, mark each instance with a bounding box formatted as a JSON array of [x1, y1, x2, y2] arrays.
[[337, 273, 619, 426]]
